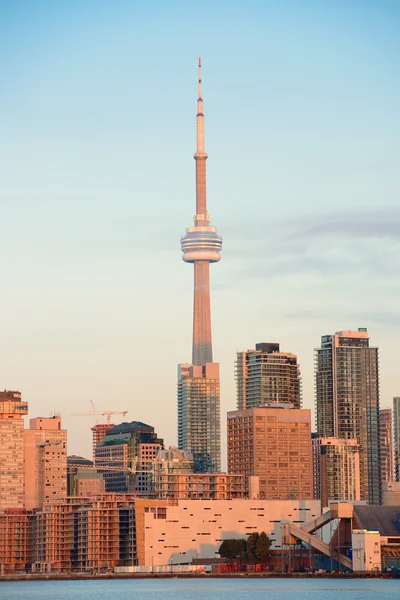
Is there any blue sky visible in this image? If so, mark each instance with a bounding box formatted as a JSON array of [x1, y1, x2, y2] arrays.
[[1, 1, 399, 462]]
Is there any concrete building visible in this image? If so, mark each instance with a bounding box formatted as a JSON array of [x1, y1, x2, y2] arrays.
[[178, 362, 220, 473], [0, 390, 28, 511], [94, 421, 163, 494], [379, 408, 394, 484], [227, 404, 313, 500], [315, 329, 381, 505], [24, 416, 67, 510], [312, 437, 360, 507], [142, 498, 321, 567], [236, 343, 302, 410], [352, 530, 381, 572], [393, 397, 400, 481], [178, 60, 222, 473]]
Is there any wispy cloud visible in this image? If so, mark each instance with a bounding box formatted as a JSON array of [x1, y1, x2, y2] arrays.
[[223, 208, 400, 280], [284, 309, 400, 328]]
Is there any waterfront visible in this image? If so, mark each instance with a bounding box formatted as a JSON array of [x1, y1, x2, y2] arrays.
[[0, 578, 399, 600]]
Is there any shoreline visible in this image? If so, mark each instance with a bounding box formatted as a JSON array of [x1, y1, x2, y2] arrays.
[[1, 572, 399, 582]]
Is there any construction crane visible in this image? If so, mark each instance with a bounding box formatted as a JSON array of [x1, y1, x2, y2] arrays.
[[71, 401, 128, 425]]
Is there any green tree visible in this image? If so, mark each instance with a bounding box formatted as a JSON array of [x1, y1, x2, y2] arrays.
[[219, 538, 246, 561], [246, 532, 259, 563], [256, 531, 271, 564]]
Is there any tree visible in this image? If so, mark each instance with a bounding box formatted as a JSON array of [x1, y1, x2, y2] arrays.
[[219, 538, 246, 561], [246, 532, 259, 563], [256, 531, 271, 564]]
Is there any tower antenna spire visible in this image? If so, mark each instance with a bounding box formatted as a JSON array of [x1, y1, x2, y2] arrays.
[[181, 58, 222, 365], [194, 56, 207, 218]]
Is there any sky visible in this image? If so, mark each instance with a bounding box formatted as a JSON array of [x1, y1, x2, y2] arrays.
[[1, 0, 399, 464]]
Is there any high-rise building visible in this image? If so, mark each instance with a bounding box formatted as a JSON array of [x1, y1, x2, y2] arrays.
[[236, 342, 302, 410], [24, 416, 67, 510], [178, 60, 222, 472], [94, 421, 163, 494], [227, 404, 313, 500], [312, 437, 360, 507], [315, 328, 381, 504], [177, 363, 220, 472], [379, 408, 394, 484], [0, 390, 28, 511], [393, 397, 400, 481]]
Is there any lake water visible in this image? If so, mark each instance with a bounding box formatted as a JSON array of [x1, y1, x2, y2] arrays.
[[0, 578, 399, 600]]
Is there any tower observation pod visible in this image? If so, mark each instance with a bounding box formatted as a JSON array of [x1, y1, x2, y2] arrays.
[[181, 59, 222, 366]]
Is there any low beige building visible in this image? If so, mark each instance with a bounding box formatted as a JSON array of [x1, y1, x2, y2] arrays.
[[142, 498, 321, 567]]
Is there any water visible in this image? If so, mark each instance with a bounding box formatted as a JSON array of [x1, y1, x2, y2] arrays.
[[0, 579, 399, 600]]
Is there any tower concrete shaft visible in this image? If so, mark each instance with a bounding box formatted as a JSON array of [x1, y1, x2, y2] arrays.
[[181, 59, 222, 366], [193, 261, 212, 365]]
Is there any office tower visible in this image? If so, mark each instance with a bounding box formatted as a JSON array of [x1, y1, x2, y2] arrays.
[[178, 60, 222, 472], [227, 404, 313, 500], [24, 416, 67, 510], [315, 328, 381, 504], [312, 437, 360, 507], [236, 342, 302, 410], [379, 408, 394, 483], [0, 390, 28, 511], [394, 397, 400, 481], [94, 421, 163, 494]]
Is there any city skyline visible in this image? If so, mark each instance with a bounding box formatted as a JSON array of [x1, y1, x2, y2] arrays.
[[1, 2, 399, 461]]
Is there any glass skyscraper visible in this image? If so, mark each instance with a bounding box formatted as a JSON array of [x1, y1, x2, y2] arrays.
[[315, 328, 381, 505]]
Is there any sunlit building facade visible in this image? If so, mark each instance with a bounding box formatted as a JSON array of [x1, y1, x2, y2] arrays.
[[379, 408, 394, 484], [227, 404, 313, 500], [393, 397, 400, 481], [312, 437, 360, 507], [236, 343, 302, 410], [177, 362, 220, 472], [315, 329, 381, 505], [0, 390, 28, 511], [24, 416, 67, 510]]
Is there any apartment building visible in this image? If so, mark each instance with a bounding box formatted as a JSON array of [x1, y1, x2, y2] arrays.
[[236, 343, 302, 410], [312, 437, 360, 507], [0, 390, 28, 511], [227, 404, 313, 500], [315, 329, 381, 504], [24, 416, 67, 510]]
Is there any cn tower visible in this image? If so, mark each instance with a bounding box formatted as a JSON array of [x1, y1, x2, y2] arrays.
[[178, 60, 221, 473], [181, 58, 222, 366]]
